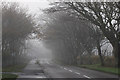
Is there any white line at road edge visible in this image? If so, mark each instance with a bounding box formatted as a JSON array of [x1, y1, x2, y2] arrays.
[[83, 75, 91, 79], [75, 72, 80, 75]]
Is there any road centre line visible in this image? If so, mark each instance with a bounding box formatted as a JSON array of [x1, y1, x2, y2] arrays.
[[62, 67, 90, 79], [64, 68, 67, 70], [69, 70, 73, 72], [75, 72, 80, 75], [83, 75, 91, 79]]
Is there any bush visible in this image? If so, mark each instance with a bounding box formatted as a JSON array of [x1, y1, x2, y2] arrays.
[[104, 56, 116, 67], [78, 55, 116, 67], [91, 55, 101, 64]]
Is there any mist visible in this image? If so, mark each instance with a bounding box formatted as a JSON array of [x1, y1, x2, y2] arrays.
[[26, 39, 53, 60]]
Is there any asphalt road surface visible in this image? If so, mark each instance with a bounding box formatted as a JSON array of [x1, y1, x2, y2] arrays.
[[17, 60, 47, 80], [16, 59, 119, 80], [40, 59, 119, 79]]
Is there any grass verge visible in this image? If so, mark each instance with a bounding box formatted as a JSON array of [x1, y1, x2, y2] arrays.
[[2, 63, 27, 80], [2, 63, 27, 72], [2, 74, 18, 80], [79, 64, 120, 75]]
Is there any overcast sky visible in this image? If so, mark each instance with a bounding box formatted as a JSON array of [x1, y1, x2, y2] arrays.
[[21, 1, 50, 14], [27, 39, 52, 59], [4, 0, 51, 15]]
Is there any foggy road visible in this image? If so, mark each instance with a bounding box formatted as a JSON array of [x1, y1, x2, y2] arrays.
[[40, 60, 118, 79], [16, 59, 119, 80], [20, 40, 119, 79], [17, 60, 47, 80], [3, 1, 120, 80]]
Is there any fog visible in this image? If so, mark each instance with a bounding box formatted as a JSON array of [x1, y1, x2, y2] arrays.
[[26, 39, 53, 60]]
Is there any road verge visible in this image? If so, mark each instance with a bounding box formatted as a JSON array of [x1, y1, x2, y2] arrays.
[[79, 64, 120, 75]]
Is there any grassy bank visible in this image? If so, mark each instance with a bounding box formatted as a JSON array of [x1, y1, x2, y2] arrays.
[[2, 63, 27, 79], [79, 64, 120, 75], [2, 74, 18, 80], [3, 63, 27, 72]]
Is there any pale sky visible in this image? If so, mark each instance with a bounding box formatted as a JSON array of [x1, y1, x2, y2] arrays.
[[3, 0, 51, 15], [20, 1, 50, 14]]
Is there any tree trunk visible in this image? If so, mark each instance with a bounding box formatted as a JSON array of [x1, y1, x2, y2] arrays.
[[89, 55, 92, 65], [112, 41, 119, 67], [118, 42, 120, 68], [97, 40, 104, 66], [79, 55, 83, 65], [100, 25, 119, 67]]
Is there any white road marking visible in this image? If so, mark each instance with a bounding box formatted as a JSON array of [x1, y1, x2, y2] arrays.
[[83, 75, 91, 79], [64, 68, 68, 70], [69, 70, 73, 72], [75, 72, 80, 75]]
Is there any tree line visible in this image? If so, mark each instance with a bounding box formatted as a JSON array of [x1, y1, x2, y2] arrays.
[[2, 3, 35, 67], [43, 2, 120, 67]]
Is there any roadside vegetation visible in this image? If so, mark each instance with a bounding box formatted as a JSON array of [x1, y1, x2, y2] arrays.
[[2, 74, 18, 80], [2, 63, 27, 72], [79, 64, 120, 75], [2, 2, 36, 79]]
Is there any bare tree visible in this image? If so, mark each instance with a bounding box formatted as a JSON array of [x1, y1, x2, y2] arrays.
[[43, 12, 96, 65], [65, 2, 120, 67], [2, 2, 35, 66]]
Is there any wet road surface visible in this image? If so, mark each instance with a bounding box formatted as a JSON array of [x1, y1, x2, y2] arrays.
[[16, 59, 119, 80], [40, 60, 119, 79], [16, 60, 47, 80]]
